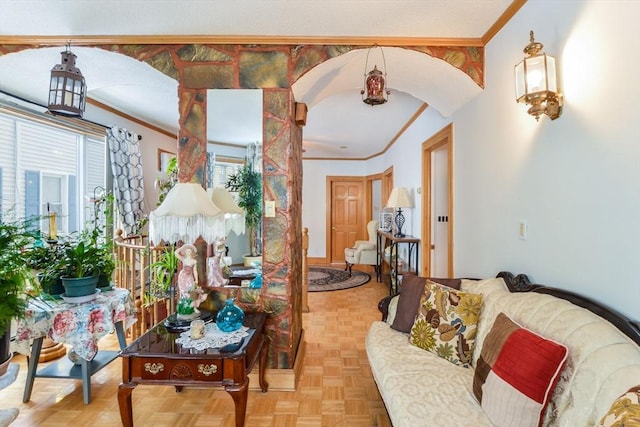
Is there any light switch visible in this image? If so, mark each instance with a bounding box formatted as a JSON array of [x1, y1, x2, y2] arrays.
[[519, 220, 528, 240], [265, 200, 276, 217]]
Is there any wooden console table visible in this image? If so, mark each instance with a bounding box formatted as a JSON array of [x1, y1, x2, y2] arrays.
[[377, 230, 420, 294], [118, 311, 268, 427]]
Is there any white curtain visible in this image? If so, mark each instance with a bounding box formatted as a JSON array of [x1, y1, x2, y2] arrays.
[[107, 126, 145, 235]]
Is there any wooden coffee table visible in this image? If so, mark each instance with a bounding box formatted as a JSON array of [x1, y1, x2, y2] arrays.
[[118, 312, 268, 427]]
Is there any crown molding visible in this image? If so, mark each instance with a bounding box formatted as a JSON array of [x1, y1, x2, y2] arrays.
[[0, 35, 484, 47]]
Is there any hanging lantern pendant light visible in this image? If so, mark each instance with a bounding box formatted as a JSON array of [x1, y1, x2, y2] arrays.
[[48, 44, 87, 118], [361, 45, 390, 106]]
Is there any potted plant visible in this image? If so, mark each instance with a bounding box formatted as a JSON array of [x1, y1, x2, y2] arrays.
[[61, 239, 104, 298], [0, 219, 34, 374], [25, 243, 66, 297], [225, 163, 262, 265]]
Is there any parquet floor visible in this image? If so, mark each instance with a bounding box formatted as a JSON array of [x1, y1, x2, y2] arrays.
[[2, 266, 392, 427]]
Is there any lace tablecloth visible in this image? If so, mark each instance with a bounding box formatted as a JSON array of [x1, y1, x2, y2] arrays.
[[175, 323, 249, 351]]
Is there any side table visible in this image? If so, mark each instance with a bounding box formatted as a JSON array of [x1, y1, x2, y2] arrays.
[[0, 363, 19, 426], [376, 230, 420, 294], [15, 288, 137, 404], [118, 312, 268, 427]]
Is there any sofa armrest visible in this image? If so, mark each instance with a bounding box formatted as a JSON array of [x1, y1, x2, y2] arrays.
[[378, 294, 397, 321]]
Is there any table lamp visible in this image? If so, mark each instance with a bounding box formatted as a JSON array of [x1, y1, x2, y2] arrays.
[[209, 186, 245, 236], [149, 182, 225, 246], [386, 187, 413, 238], [149, 182, 226, 323]]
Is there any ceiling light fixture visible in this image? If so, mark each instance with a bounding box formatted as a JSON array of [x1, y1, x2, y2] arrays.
[[515, 31, 562, 121], [361, 45, 390, 106], [48, 44, 87, 118]]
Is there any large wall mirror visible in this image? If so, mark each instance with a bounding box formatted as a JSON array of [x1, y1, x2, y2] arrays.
[[206, 89, 263, 265]]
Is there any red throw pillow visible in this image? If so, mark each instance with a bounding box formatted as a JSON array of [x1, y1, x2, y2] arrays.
[[473, 312, 568, 427]]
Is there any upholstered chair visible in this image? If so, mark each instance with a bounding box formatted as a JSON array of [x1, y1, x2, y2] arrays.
[[344, 220, 379, 276]]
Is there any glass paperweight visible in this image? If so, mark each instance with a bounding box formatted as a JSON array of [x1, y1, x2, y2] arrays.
[[216, 298, 244, 332]]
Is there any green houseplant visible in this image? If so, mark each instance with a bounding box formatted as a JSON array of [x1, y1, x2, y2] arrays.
[[0, 219, 34, 370], [25, 243, 67, 296], [226, 163, 263, 259]]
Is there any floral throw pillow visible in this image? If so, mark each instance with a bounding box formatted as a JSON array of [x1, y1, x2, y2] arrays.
[[598, 385, 640, 427], [408, 280, 483, 367]]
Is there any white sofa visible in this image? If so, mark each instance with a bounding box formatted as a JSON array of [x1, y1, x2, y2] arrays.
[[366, 273, 640, 427]]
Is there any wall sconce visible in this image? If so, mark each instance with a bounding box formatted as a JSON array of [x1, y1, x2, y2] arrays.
[[386, 187, 413, 237], [515, 31, 562, 121], [48, 45, 87, 118], [361, 45, 390, 106]]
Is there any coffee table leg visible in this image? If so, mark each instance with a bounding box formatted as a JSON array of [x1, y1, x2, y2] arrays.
[[118, 382, 136, 427], [226, 379, 249, 427]]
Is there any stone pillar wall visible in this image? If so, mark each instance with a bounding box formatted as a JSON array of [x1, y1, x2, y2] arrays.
[[0, 42, 484, 370]]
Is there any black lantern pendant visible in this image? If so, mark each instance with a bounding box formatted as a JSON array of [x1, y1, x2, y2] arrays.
[[48, 47, 86, 118], [361, 45, 390, 106]]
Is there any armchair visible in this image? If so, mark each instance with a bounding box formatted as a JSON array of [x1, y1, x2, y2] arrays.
[[344, 220, 379, 276]]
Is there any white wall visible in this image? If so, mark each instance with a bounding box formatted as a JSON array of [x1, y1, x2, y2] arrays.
[[302, 0, 640, 319], [453, 0, 640, 319], [302, 106, 449, 260]]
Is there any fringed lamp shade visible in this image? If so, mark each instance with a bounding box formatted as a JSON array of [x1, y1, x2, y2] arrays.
[[149, 183, 226, 245], [209, 187, 245, 236]]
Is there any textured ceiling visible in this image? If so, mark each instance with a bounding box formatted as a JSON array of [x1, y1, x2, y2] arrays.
[[0, 0, 519, 159]]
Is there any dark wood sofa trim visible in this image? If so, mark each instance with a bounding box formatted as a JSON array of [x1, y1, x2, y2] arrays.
[[377, 271, 640, 346]]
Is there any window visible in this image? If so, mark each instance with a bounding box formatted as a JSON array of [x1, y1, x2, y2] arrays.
[[41, 174, 65, 235], [207, 153, 243, 189], [0, 108, 106, 235]]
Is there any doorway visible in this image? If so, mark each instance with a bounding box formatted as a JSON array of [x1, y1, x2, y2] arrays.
[[421, 124, 454, 277], [326, 177, 366, 264]]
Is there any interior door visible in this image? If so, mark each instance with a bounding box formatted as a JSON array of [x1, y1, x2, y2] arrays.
[[431, 146, 449, 276], [328, 178, 365, 263], [421, 124, 454, 277]]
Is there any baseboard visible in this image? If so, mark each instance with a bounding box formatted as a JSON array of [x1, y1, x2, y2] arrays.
[[307, 256, 329, 265], [248, 329, 305, 391]]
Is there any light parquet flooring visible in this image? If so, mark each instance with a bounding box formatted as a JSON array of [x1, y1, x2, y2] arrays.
[[2, 267, 392, 427]]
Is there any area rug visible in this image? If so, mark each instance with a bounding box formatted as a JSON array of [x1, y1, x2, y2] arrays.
[[308, 266, 370, 292]]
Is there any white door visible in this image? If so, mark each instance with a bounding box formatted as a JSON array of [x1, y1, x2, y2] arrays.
[[430, 146, 449, 277]]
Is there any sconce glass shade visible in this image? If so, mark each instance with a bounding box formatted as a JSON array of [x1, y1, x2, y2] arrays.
[[149, 182, 225, 245], [361, 45, 390, 106], [48, 49, 87, 118], [514, 31, 562, 121]]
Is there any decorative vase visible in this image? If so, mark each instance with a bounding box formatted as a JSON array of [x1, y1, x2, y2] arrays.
[[61, 275, 99, 297], [216, 298, 244, 332]]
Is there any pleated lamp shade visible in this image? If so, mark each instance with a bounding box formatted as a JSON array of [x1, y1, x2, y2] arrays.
[[208, 187, 246, 236], [149, 182, 226, 245]]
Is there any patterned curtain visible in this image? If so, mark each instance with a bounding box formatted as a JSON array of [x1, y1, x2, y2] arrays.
[[107, 126, 145, 235]]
